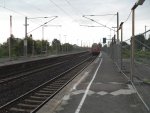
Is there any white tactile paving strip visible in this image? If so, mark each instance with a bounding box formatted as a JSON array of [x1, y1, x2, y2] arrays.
[[59, 82, 136, 104]]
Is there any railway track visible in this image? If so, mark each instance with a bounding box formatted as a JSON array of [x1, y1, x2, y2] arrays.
[[0, 61, 67, 84], [0, 52, 88, 79], [0, 52, 90, 106], [0, 52, 96, 113], [0, 55, 96, 113], [0, 52, 89, 84]]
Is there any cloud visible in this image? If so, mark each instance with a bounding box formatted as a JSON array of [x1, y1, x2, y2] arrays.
[[0, 0, 149, 44]]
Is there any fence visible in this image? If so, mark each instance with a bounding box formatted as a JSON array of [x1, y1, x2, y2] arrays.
[[103, 30, 150, 112]]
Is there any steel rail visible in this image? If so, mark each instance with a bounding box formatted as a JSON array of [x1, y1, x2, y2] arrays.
[[0, 52, 89, 84], [0, 51, 88, 78], [0, 56, 94, 112], [0, 61, 67, 84], [31, 56, 95, 113]]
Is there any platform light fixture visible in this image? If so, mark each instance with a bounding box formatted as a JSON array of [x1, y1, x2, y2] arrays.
[[132, 0, 145, 10], [136, 0, 145, 5]]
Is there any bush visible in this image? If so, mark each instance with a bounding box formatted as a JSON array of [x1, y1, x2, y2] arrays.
[[135, 51, 150, 59], [122, 49, 130, 58]]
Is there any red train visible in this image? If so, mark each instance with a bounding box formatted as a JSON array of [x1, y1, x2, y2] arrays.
[[91, 43, 101, 55]]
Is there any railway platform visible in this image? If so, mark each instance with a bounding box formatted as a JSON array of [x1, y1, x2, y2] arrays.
[[0, 55, 56, 66], [0, 52, 80, 67], [37, 52, 147, 113]]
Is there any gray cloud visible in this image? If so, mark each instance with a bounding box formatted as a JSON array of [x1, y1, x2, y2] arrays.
[[0, 0, 149, 43]]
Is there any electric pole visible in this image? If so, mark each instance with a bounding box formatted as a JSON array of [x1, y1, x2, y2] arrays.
[[24, 17, 28, 57], [9, 15, 12, 60], [117, 12, 119, 43]]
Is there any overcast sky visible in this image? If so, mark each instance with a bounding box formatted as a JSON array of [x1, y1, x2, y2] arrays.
[[0, 0, 150, 46]]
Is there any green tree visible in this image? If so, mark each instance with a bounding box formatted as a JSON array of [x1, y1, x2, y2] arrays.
[[6, 34, 23, 57], [121, 41, 130, 49], [146, 37, 150, 50], [41, 40, 49, 53], [62, 43, 73, 52], [52, 39, 61, 52], [135, 34, 145, 50], [34, 40, 42, 54], [24, 35, 34, 55], [0, 42, 8, 57]]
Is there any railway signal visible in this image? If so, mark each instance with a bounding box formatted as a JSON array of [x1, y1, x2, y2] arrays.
[[103, 38, 106, 43]]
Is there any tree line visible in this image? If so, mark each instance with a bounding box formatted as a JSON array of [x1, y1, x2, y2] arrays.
[[0, 35, 85, 58], [121, 34, 150, 50], [121, 34, 150, 58]]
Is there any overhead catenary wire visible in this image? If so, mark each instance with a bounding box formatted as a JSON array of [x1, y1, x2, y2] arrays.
[[48, 0, 74, 20], [2, 0, 58, 24], [0, 3, 44, 26], [1, 5, 48, 27], [21, 0, 53, 24], [0, 5, 26, 16], [63, 0, 84, 15], [117, 11, 132, 31], [105, 14, 116, 26], [82, 13, 118, 33], [135, 38, 150, 50], [116, 11, 132, 31], [64, 0, 72, 7], [84, 14, 117, 16], [21, 0, 56, 25], [84, 13, 117, 27], [22, 0, 46, 14], [83, 16, 116, 32], [137, 29, 150, 36], [27, 16, 58, 34], [124, 11, 132, 23], [1, 0, 48, 17], [80, 25, 104, 27]]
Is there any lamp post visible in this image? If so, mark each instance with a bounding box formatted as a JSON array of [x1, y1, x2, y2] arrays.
[[131, 0, 145, 82]]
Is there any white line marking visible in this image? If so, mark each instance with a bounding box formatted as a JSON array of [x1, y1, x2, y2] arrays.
[[72, 72, 89, 90], [115, 62, 150, 111], [75, 53, 103, 113], [94, 58, 99, 64]]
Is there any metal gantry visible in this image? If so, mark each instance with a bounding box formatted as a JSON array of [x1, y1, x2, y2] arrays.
[[24, 16, 58, 56]]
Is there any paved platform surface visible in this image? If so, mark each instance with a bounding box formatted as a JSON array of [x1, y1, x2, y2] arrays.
[[0, 51, 86, 66], [37, 52, 148, 113], [0, 55, 57, 66]]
